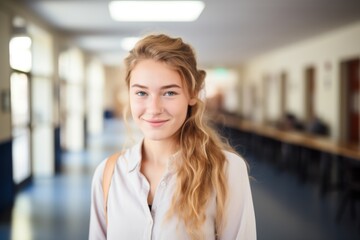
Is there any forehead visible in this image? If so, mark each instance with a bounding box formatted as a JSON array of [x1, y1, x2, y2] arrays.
[[130, 59, 184, 87]]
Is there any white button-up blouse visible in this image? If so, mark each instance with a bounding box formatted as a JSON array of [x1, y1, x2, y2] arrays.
[[89, 141, 256, 240]]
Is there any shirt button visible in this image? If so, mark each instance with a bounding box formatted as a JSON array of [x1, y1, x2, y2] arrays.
[[160, 181, 166, 187]]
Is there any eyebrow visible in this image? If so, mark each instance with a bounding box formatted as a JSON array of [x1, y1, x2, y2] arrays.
[[131, 84, 182, 89]]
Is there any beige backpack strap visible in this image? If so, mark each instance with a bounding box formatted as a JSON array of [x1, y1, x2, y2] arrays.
[[102, 152, 122, 225]]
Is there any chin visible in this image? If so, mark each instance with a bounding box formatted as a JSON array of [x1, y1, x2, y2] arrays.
[[143, 132, 178, 142], [144, 134, 168, 141]]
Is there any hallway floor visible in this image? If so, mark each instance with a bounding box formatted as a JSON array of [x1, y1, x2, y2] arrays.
[[0, 119, 359, 240]]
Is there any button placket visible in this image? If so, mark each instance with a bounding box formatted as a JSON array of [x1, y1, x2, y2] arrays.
[[151, 175, 168, 215], [147, 219, 153, 240], [138, 173, 152, 218], [160, 180, 166, 188]]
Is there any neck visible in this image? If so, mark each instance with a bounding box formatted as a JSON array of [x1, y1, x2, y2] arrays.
[[142, 139, 178, 165]]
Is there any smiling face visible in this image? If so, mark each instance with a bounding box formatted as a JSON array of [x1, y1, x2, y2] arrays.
[[129, 59, 196, 144]]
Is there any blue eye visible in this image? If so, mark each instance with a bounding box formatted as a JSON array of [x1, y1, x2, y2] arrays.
[[136, 91, 147, 96], [164, 91, 177, 96]]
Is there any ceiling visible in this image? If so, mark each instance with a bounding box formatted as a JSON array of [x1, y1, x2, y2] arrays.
[[17, 0, 360, 67]]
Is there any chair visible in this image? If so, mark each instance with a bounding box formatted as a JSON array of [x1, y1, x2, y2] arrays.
[[335, 157, 360, 227]]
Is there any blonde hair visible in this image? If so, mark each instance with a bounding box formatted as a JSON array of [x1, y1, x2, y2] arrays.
[[124, 34, 234, 239]]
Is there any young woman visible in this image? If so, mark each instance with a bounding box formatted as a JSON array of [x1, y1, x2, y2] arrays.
[[89, 34, 256, 240]]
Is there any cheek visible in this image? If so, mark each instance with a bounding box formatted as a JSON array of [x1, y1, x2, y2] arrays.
[[129, 99, 144, 116], [170, 101, 190, 117]]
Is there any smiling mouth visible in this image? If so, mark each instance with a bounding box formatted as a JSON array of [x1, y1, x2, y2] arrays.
[[143, 119, 169, 127]]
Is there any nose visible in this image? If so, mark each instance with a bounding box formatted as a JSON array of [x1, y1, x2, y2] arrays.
[[147, 95, 164, 115]]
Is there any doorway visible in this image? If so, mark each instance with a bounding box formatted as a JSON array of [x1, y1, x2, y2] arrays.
[[280, 71, 287, 119], [305, 66, 315, 124], [341, 58, 360, 145]]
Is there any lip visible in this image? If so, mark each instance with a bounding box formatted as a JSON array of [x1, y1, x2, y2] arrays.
[[143, 119, 169, 127]]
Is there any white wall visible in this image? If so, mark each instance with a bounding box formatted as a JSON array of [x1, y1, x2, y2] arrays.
[[241, 21, 360, 140]]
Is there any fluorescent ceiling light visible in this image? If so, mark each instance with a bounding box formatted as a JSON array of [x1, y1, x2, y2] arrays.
[[109, 1, 205, 22]]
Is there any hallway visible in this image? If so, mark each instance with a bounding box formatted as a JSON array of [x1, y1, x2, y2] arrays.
[[0, 119, 359, 240]]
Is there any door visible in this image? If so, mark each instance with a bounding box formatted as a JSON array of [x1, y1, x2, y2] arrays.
[[280, 71, 287, 119], [305, 66, 315, 123], [346, 59, 360, 144]]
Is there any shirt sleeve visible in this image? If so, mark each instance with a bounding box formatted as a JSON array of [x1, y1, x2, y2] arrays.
[[220, 152, 257, 240], [89, 160, 107, 240]]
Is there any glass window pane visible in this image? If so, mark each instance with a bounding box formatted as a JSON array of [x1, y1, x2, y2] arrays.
[[10, 72, 30, 126], [9, 36, 32, 72], [12, 128, 31, 184]]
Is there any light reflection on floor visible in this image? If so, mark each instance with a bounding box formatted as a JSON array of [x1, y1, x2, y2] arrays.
[[11, 194, 32, 240]]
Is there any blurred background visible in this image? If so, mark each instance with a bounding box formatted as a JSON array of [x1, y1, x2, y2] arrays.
[[1, 0, 360, 239]]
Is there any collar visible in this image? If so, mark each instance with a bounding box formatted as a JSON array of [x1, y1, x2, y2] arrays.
[[125, 139, 181, 174], [126, 139, 143, 173]]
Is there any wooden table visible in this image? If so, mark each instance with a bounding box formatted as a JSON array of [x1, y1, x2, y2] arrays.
[[211, 113, 360, 161]]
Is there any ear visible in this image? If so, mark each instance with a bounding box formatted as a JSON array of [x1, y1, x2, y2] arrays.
[[189, 98, 197, 106]]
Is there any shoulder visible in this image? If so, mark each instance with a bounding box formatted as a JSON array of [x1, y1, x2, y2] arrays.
[[91, 142, 141, 184], [91, 158, 107, 187], [222, 150, 249, 180], [223, 150, 248, 170], [91, 149, 129, 185]]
